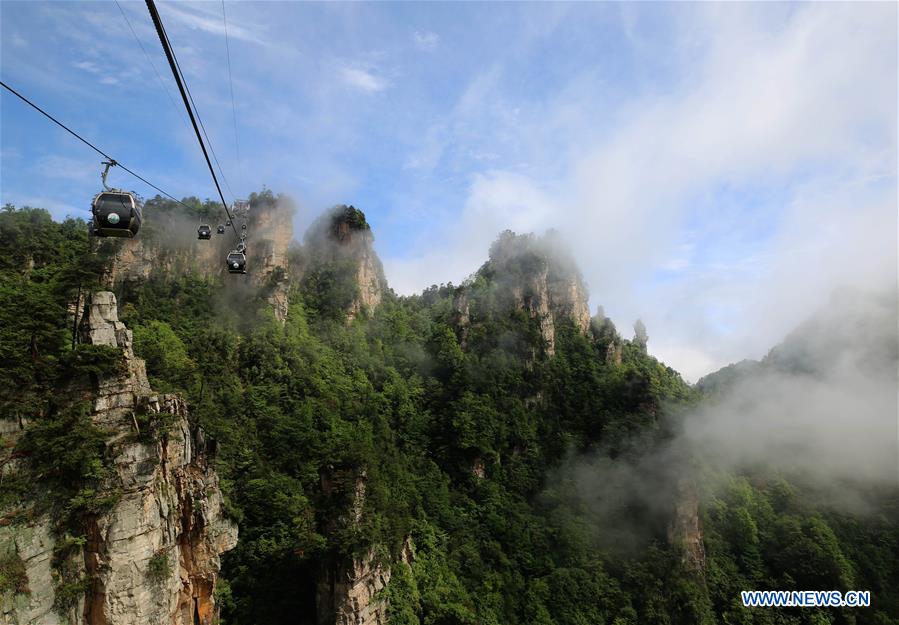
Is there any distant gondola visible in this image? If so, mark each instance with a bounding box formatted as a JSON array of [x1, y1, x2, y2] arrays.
[[217, 224, 226, 234], [226, 250, 247, 274], [241, 223, 247, 230], [90, 160, 141, 238], [90, 191, 142, 238], [198, 224, 212, 240], [226, 220, 231, 227]]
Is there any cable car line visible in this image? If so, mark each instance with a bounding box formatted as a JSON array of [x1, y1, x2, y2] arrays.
[[222, 0, 241, 166], [145, 0, 249, 274], [149, 0, 236, 203], [145, 0, 239, 238], [113, 0, 188, 130], [170, 47, 237, 203], [0, 80, 193, 212]]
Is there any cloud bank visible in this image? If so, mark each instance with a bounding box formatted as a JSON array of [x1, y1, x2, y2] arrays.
[[547, 289, 897, 553], [383, 2, 897, 380]]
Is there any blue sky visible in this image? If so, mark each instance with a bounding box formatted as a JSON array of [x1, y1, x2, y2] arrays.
[[1, 1, 896, 380]]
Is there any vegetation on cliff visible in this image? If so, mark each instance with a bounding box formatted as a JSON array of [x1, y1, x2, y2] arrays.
[[1, 201, 897, 624]]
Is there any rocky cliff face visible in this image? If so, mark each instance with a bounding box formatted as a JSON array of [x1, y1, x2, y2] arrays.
[[349, 240, 385, 321], [0, 292, 236, 625], [667, 479, 706, 576], [103, 198, 294, 322], [547, 269, 591, 336], [316, 539, 412, 625], [316, 468, 411, 625], [102, 226, 222, 285], [0, 509, 61, 625], [244, 199, 293, 322], [102, 199, 388, 325], [303, 206, 386, 321], [466, 231, 592, 356], [317, 549, 391, 625]]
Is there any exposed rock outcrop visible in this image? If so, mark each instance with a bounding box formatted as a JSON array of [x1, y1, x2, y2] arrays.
[[317, 549, 391, 625], [245, 199, 293, 322], [316, 466, 411, 625], [0, 292, 236, 625], [633, 319, 648, 352], [303, 206, 386, 321], [0, 521, 61, 625], [451, 289, 471, 347], [605, 341, 623, 366], [82, 292, 238, 625], [103, 196, 294, 322], [667, 479, 705, 576], [510, 263, 557, 356], [462, 230, 592, 356], [316, 541, 415, 625], [591, 307, 624, 365], [350, 243, 385, 321], [547, 268, 591, 335], [102, 227, 222, 286]]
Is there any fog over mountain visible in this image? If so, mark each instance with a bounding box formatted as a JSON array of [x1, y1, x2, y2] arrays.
[[689, 289, 898, 493], [553, 287, 898, 558]]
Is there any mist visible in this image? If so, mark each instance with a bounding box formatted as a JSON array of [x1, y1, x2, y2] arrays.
[[546, 287, 898, 554], [685, 289, 898, 493]]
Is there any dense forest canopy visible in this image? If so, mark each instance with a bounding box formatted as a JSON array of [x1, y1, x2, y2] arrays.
[[0, 199, 897, 625]]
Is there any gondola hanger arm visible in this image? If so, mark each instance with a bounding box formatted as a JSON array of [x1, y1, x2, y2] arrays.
[[101, 159, 119, 191]]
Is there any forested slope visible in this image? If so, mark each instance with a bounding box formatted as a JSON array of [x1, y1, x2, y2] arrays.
[[0, 198, 896, 625]]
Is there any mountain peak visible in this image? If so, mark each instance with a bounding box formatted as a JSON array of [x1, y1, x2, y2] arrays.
[[301, 205, 386, 321], [307, 204, 372, 247], [464, 229, 592, 356]]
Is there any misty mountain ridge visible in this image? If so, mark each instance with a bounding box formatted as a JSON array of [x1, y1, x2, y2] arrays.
[[699, 287, 897, 389]]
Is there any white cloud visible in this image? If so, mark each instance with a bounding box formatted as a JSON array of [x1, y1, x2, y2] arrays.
[[73, 60, 100, 73], [412, 30, 439, 51], [382, 2, 897, 379], [562, 2, 896, 376], [71, 59, 137, 88], [403, 123, 448, 170], [158, 2, 266, 46], [400, 64, 507, 172], [338, 66, 389, 93], [384, 171, 559, 293]]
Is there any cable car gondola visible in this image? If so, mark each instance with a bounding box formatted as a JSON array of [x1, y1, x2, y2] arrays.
[[226, 250, 247, 274], [241, 222, 247, 230], [198, 224, 212, 240], [217, 224, 226, 234], [90, 160, 142, 238], [225, 220, 231, 227]]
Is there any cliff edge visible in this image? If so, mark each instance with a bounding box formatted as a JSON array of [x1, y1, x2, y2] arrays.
[[0, 292, 237, 625]]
